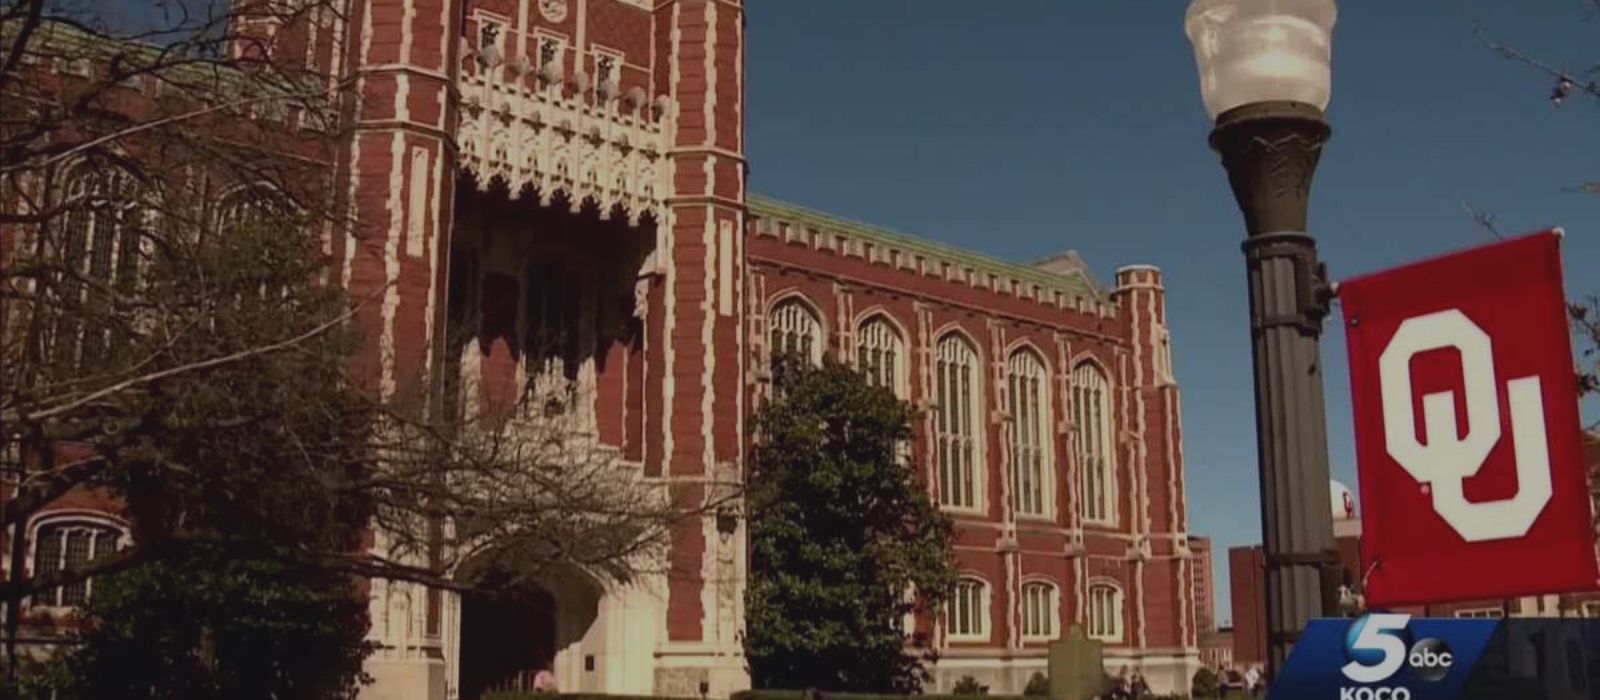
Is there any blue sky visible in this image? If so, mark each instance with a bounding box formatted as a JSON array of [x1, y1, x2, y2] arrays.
[[745, 1, 1599, 626]]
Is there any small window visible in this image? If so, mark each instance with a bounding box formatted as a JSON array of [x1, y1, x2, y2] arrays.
[[31, 520, 125, 609], [1021, 581, 1058, 641], [855, 315, 905, 397], [1088, 583, 1124, 642], [946, 578, 988, 641], [1453, 608, 1504, 619], [769, 298, 823, 367]]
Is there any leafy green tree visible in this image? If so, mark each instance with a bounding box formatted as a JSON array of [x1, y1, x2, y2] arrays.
[[744, 358, 957, 692], [66, 560, 371, 699]]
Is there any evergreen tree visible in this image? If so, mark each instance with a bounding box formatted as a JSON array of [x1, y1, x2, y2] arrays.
[[745, 358, 957, 692]]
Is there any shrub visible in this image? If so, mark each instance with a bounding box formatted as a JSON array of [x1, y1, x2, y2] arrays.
[[1191, 667, 1221, 698], [951, 677, 988, 696], [1023, 672, 1050, 697]]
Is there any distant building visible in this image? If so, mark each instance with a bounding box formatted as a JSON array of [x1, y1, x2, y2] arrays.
[[1189, 536, 1216, 635], [1230, 432, 1600, 667], [1200, 627, 1234, 670]]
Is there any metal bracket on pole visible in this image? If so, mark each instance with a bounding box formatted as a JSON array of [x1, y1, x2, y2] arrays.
[[1243, 231, 1335, 335]]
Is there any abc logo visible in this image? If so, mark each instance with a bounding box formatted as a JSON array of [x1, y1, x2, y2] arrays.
[[1406, 638, 1453, 682], [1341, 613, 1456, 691]]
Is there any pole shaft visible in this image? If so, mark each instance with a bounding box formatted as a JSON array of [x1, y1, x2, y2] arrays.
[[1210, 102, 1339, 679], [1244, 232, 1337, 675]]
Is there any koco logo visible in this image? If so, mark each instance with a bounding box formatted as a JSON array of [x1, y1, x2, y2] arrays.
[[1378, 309, 1552, 542], [1340, 614, 1454, 699]]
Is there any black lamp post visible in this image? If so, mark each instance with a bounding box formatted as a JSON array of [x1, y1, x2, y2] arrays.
[[1185, 0, 1342, 677]]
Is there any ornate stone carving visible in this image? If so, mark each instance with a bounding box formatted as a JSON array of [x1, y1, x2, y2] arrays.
[[538, 0, 568, 23], [458, 52, 668, 225], [1209, 101, 1330, 237]]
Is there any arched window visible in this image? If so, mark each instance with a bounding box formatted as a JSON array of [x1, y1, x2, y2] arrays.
[[51, 163, 145, 367], [769, 298, 823, 366], [525, 256, 586, 382], [855, 315, 905, 396], [1087, 582, 1124, 642], [1073, 362, 1116, 525], [935, 333, 982, 510], [216, 186, 288, 235], [1021, 581, 1059, 641], [946, 577, 988, 641], [31, 519, 126, 608], [1008, 349, 1052, 518]]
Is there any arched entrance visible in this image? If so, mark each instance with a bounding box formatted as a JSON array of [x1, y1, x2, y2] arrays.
[[458, 586, 558, 699], [455, 565, 603, 699]]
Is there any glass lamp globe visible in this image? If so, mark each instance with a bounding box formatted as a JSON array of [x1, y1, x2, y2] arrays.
[[1185, 0, 1337, 121]]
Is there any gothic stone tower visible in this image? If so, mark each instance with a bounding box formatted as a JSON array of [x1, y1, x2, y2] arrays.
[[334, 0, 748, 698]]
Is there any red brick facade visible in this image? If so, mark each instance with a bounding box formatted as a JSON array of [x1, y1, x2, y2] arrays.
[[744, 200, 1200, 691]]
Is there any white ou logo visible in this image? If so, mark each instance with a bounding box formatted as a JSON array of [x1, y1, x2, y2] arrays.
[[1379, 310, 1552, 542]]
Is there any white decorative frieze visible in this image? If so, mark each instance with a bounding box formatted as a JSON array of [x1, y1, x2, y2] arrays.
[[457, 44, 669, 226]]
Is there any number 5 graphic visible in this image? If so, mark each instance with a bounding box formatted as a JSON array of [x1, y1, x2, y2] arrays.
[[1342, 613, 1410, 684], [1379, 310, 1552, 542]]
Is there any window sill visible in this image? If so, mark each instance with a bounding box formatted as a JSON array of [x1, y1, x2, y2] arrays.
[[941, 504, 988, 518], [946, 633, 990, 644]]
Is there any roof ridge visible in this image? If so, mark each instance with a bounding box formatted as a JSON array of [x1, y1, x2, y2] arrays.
[[746, 194, 1102, 298]]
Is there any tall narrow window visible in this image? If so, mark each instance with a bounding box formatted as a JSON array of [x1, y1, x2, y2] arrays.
[[1008, 350, 1052, 518], [1154, 328, 1175, 386], [525, 256, 586, 382], [1087, 583, 1123, 642], [769, 298, 823, 367], [946, 577, 988, 641], [51, 164, 144, 368], [935, 334, 982, 511], [1021, 581, 1059, 640], [444, 246, 481, 423], [31, 520, 124, 608], [1073, 362, 1116, 525], [855, 315, 904, 396]]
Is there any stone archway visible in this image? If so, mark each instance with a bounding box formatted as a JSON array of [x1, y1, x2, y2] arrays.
[[455, 566, 602, 699], [458, 586, 558, 699]]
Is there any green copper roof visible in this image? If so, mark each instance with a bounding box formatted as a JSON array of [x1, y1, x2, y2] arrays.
[[747, 194, 1102, 300]]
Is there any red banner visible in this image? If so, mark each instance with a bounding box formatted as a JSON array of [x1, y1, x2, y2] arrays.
[[1341, 230, 1597, 606]]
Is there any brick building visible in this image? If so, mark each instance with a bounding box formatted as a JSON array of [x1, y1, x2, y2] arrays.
[[1, 1, 1204, 698], [1189, 535, 1215, 636]]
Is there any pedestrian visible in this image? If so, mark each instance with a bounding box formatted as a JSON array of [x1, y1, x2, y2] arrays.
[[1130, 670, 1150, 699], [533, 669, 557, 693]]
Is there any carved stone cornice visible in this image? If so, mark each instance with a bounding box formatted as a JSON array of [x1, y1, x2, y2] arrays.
[[456, 55, 670, 226]]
